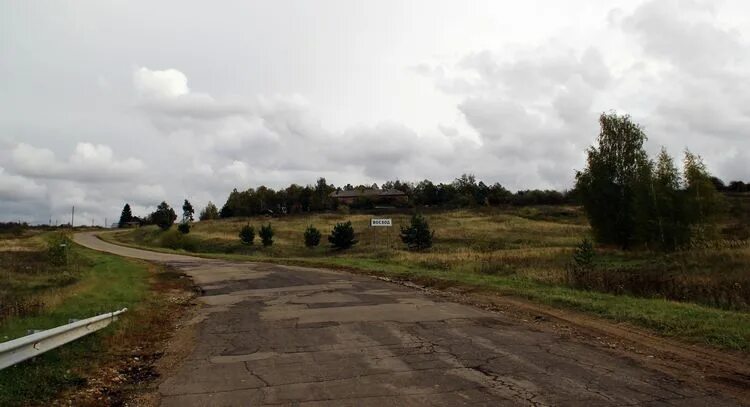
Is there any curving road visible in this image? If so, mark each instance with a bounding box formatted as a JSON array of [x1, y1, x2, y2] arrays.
[[75, 232, 741, 406]]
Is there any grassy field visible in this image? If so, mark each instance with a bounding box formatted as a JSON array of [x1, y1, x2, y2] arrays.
[[110, 205, 750, 351], [0, 230, 190, 406]]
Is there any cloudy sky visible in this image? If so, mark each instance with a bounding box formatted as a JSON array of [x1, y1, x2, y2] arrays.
[[1, 0, 749, 225]]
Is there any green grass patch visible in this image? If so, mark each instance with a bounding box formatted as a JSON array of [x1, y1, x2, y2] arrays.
[[0, 246, 151, 406]]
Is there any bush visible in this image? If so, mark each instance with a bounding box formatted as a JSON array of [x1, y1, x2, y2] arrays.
[[160, 229, 197, 252], [239, 224, 255, 245], [400, 213, 433, 251], [0, 222, 28, 236], [573, 238, 595, 269], [47, 233, 72, 266], [328, 221, 357, 250], [259, 224, 274, 247], [177, 222, 190, 234], [304, 225, 322, 247]]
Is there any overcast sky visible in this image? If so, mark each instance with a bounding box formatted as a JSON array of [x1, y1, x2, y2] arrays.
[[1, 0, 749, 225]]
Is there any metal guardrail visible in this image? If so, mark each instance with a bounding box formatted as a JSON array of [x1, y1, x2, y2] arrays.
[[0, 308, 127, 370]]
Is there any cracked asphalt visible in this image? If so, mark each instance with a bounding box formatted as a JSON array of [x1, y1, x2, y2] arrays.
[[75, 232, 741, 407]]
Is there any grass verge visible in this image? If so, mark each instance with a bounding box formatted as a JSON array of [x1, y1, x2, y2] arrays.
[[0, 244, 192, 406]]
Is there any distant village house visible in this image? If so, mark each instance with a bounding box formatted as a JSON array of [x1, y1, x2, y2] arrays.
[[330, 188, 407, 206]]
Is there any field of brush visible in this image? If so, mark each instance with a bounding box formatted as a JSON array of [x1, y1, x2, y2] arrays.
[[108, 201, 750, 351], [114, 203, 750, 313]]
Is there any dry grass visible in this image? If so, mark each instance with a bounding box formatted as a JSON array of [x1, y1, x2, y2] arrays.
[[116, 205, 750, 311], [119, 206, 592, 290], [109, 205, 750, 351]]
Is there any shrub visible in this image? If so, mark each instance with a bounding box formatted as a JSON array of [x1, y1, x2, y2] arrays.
[[47, 233, 72, 266], [239, 224, 255, 245], [160, 229, 197, 252], [177, 222, 190, 234], [400, 213, 433, 251], [304, 225, 322, 247], [328, 221, 357, 250], [259, 224, 274, 247], [573, 238, 595, 269]]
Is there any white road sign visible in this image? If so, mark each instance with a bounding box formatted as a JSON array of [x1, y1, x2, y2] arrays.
[[370, 218, 392, 227]]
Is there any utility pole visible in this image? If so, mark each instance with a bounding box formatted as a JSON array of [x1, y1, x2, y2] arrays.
[[71, 206, 75, 228]]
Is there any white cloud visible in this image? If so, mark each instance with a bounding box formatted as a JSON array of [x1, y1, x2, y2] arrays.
[[134, 67, 248, 125], [134, 67, 189, 98], [11, 142, 145, 183]]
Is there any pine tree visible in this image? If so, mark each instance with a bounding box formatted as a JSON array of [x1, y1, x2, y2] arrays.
[[239, 224, 255, 245], [118, 203, 133, 228], [400, 213, 434, 250], [259, 224, 274, 247], [304, 225, 322, 247], [328, 221, 357, 250]]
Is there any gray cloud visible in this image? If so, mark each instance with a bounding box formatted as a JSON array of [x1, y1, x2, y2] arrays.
[[616, 0, 750, 172], [0, 167, 46, 202], [1, 1, 748, 224]]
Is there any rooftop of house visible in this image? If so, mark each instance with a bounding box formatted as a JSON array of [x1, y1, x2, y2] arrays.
[[329, 188, 407, 198]]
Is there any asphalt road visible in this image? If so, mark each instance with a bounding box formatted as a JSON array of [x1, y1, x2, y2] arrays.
[[74, 232, 740, 407]]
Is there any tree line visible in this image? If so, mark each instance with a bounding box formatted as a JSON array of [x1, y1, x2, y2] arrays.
[[216, 174, 573, 218], [576, 113, 728, 251]]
